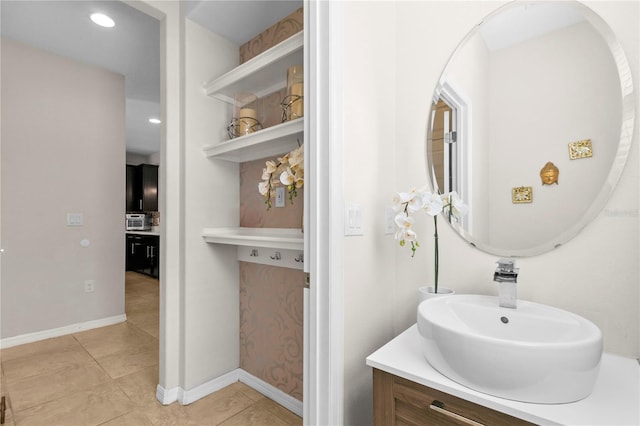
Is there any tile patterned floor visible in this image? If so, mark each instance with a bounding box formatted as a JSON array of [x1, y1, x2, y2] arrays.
[[0, 272, 302, 426]]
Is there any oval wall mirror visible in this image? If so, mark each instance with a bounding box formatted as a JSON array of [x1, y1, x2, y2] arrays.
[[426, 0, 635, 257]]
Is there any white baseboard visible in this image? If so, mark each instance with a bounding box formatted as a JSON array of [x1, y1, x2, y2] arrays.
[[156, 384, 180, 405], [0, 314, 127, 349], [155, 369, 303, 417], [237, 369, 303, 417], [181, 369, 241, 405], [156, 370, 242, 406]]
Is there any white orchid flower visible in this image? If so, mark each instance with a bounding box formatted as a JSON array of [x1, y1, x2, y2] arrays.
[[277, 157, 288, 166], [396, 227, 418, 244], [258, 145, 304, 210], [280, 168, 295, 186], [265, 160, 278, 174], [291, 163, 303, 178], [394, 213, 417, 239], [392, 187, 468, 259], [396, 189, 416, 203], [408, 191, 429, 212], [258, 181, 269, 196], [289, 145, 304, 168], [443, 191, 468, 221], [394, 212, 413, 229], [422, 191, 444, 216], [394, 188, 424, 212]]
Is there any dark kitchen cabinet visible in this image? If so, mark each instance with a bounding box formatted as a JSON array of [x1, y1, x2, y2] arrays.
[[126, 165, 136, 212], [126, 234, 159, 278], [126, 164, 158, 212]]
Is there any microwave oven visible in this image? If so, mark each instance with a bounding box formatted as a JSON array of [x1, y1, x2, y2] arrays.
[[126, 214, 151, 231]]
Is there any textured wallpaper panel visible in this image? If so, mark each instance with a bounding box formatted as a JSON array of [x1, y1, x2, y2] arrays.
[[237, 9, 305, 403], [239, 8, 303, 64], [239, 262, 304, 401], [239, 158, 304, 229]]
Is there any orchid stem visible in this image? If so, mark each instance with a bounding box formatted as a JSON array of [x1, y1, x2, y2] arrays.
[[434, 215, 439, 294]]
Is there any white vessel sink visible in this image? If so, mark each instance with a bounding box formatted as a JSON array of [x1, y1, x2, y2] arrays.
[[417, 294, 603, 403]]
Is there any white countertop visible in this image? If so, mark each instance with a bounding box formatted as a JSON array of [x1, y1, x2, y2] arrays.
[[366, 325, 639, 425]]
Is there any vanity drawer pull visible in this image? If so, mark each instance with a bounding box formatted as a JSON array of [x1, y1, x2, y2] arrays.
[[430, 400, 485, 426]]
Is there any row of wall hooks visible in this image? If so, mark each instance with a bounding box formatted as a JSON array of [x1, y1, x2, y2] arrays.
[[248, 248, 303, 263]]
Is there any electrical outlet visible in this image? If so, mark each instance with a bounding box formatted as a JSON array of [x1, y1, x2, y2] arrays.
[[275, 187, 286, 208], [84, 280, 95, 293]]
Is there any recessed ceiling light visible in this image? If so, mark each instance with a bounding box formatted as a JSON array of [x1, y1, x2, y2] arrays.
[[90, 13, 115, 28], [149, 118, 161, 124]]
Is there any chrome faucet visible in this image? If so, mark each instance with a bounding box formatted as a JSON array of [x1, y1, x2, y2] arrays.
[[494, 258, 518, 309]]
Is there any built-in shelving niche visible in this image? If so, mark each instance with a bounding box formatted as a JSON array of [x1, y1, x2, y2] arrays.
[[201, 30, 304, 267], [196, 7, 305, 416]]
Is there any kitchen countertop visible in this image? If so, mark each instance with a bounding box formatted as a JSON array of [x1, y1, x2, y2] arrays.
[[125, 228, 160, 236], [366, 324, 639, 425]]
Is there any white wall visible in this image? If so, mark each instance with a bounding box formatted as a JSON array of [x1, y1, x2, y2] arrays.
[[1, 37, 125, 341], [183, 19, 240, 390], [341, 2, 398, 424]]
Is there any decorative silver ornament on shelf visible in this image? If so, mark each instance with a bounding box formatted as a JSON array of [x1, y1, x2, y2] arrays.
[[280, 94, 304, 123], [281, 65, 303, 123], [227, 117, 263, 139], [228, 92, 263, 139]]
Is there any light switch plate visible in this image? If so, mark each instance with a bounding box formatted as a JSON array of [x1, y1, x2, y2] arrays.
[[275, 187, 285, 208], [344, 203, 363, 236], [384, 206, 396, 235], [67, 213, 83, 226]]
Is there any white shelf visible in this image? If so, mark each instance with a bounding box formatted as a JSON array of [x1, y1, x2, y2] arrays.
[[203, 119, 303, 162], [202, 227, 303, 251], [204, 32, 304, 103]]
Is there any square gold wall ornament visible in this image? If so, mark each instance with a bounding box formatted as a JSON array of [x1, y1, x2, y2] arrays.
[[569, 139, 593, 160], [512, 186, 533, 204]]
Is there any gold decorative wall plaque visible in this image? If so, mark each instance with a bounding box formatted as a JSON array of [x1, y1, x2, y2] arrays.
[[540, 161, 559, 185], [512, 186, 533, 204], [569, 139, 593, 160]]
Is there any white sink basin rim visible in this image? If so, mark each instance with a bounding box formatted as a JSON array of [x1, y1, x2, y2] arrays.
[[417, 294, 603, 404]]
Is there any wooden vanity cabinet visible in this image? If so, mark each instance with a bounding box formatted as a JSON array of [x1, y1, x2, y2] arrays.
[[373, 369, 535, 426]]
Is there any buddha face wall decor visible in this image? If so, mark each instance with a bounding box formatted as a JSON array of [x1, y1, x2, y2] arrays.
[[540, 162, 559, 185]]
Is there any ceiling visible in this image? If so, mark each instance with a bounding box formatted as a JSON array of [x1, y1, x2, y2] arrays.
[[1, 0, 302, 156], [479, 1, 585, 51]]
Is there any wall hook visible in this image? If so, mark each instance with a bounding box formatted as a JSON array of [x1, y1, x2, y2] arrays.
[[270, 251, 282, 260]]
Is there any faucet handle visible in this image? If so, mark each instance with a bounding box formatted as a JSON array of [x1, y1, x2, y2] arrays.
[[496, 258, 516, 272]]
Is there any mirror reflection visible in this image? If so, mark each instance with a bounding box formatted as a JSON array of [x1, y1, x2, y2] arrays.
[[427, 1, 634, 256]]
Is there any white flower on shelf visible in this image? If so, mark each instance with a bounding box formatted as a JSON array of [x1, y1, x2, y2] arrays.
[[258, 144, 304, 209]]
